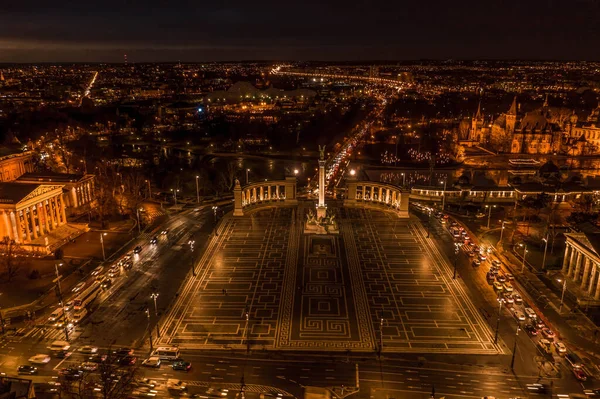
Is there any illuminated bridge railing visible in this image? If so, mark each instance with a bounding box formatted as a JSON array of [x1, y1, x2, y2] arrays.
[[344, 180, 409, 218], [233, 177, 297, 216]]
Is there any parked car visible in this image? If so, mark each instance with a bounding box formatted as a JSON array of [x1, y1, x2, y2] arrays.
[[72, 282, 86, 293], [80, 362, 98, 371], [493, 281, 503, 291], [506, 273, 514, 280], [492, 259, 501, 267], [114, 348, 134, 356], [133, 246, 143, 254], [524, 307, 537, 319], [503, 283, 514, 292], [513, 293, 523, 304], [472, 259, 481, 267], [91, 266, 103, 276], [496, 274, 506, 283], [503, 294, 514, 304], [514, 311, 526, 321]]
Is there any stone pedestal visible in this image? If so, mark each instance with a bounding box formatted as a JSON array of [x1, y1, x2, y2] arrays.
[[316, 205, 327, 219]]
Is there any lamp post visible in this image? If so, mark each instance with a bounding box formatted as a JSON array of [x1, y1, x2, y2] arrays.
[[427, 209, 431, 238], [379, 318, 384, 355], [558, 278, 567, 313], [453, 243, 459, 279], [294, 169, 299, 176], [171, 188, 179, 206], [245, 309, 250, 353], [519, 243, 528, 273], [246, 168, 250, 184], [145, 179, 151, 199], [54, 263, 69, 341], [145, 308, 153, 352], [151, 293, 159, 316], [494, 293, 502, 344], [498, 220, 506, 246], [542, 235, 549, 271], [195, 176, 200, 204], [401, 172, 405, 187], [136, 208, 142, 233], [510, 323, 521, 370], [440, 179, 447, 210], [212, 206, 218, 223], [486, 205, 496, 229], [100, 233, 107, 261]]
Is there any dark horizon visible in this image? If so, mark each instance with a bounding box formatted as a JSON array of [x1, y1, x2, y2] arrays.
[[2, 0, 600, 62]]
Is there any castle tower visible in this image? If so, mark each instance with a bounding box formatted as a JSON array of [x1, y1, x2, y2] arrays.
[[506, 96, 518, 134], [543, 93, 549, 108]]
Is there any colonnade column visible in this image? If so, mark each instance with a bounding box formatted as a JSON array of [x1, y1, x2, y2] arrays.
[[567, 249, 577, 277], [582, 258, 592, 288], [562, 244, 571, 274], [23, 211, 31, 242], [2, 211, 12, 240], [60, 197, 67, 224], [588, 265, 597, 295], [29, 206, 38, 240]]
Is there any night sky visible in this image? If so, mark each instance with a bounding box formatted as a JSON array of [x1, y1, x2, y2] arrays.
[[1, 0, 599, 62]]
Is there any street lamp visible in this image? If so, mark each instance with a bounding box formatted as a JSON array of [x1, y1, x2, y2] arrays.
[[145, 308, 153, 352], [379, 317, 384, 355], [453, 243, 459, 279], [485, 205, 496, 229], [150, 293, 159, 316], [246, 168, 251, 184], [54, 262, 69, 341], [401, 172, 405, 187], [100, 233, 107, 261], [542, 235, 549, 271], [494, 293, 502, 344], [350, 169, 356, 176], [136, 208, 143, 233], [498, 220, 506, 246], [519, 243, 528, 273], [294, 169, 299, 176], [245, 309, 250, 353], [195, 175, 200, 204], [440, 179, 447, 210], [558, 278, 567, 313], [212, 206, 218, 223], [510, 323, 521, 370], [170, 188, 179, 206], [145, 179, 151, 199]]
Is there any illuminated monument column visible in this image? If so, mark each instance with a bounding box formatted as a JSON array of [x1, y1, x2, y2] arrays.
[[316, 145, 327, 218]]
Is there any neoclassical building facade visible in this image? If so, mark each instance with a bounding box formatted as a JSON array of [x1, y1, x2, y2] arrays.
[[0, 183, 68, 243], [562, 233, 600, 302]]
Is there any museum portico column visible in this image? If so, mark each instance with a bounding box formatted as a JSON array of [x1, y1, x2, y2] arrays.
[[23, 211, 31, 242], [2, 211, 12, 240], [562, 243, 571, 274], [582, 258, 592, 288], [60, 197, 67, 224], [29, 206, 38, 240], [594, 274, 600, 300], [11, 212, 22, 243], [567, 249, 578, 278], [588, 265, 598, 295], [574, 252, 584, 282]]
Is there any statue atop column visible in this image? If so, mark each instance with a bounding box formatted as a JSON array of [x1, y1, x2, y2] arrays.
[[318, 145, 326, 160]]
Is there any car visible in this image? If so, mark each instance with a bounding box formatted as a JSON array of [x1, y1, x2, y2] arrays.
[[114, 348, 134, 356], [80, 362, 98, 371], [119, 355, 137, 366], [138, 379, 159, 389], [468, 251, 475, 257], [28, 354, 51, 364], [150, 237, 158, 245], [161, 229, 169, 236], [91, 266, 104, 276], [79, 346, 98, 354], [503, 294, 514, 304], [493, 281, 503, 291], [479, 254, 487, 261], [122, 261, 133, 270], [18, 365, 38, 374], [59, 367, 82, 380], [108, 267, 120, 278], [524, 307, 537, 319], [526, 384, 547, 393], [503, 283, 514, 292], [72, 282, 86, 293], [573, 367, 587, 381], [513, 293, 522, 304], [133, 246, 143, 254], [554, 341, 567, 353], [492, 259, 501, 267], [172, 359, 192, 371], [142, 356, 161, 368], [524, 324, 538, 336], [101, 278, 112, 289], [496, 274, 506, 283], [486, 272, 495, 281], [472, 259, 481, 267], [535, 320, 545, 329], [541, 328, 554, 339], [506, 273, 514, 280], [490, 267, 499, 275], [55, 350, 72, 359], [514, 311, 526, 321], [88, 354, 107, 363]]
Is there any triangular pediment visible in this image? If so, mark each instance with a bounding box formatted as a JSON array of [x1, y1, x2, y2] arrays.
[[19, 185, 64, 204]]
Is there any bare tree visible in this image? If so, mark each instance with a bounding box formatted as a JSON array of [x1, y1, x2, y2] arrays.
[[58, 351, 140, 399], [0, 237, 28, 282], [218, 162, 239, 194]]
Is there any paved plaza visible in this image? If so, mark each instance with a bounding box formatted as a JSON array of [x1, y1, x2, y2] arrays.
[[159, 202, 501, 354]]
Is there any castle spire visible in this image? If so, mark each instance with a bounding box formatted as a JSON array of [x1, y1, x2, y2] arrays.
[[508, 96, 518, 115], [543, 93, 549, 108], [475, 100, 482, 119]]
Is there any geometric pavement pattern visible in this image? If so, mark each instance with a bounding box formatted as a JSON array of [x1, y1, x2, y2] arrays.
[[158, 202, 502, 354]]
